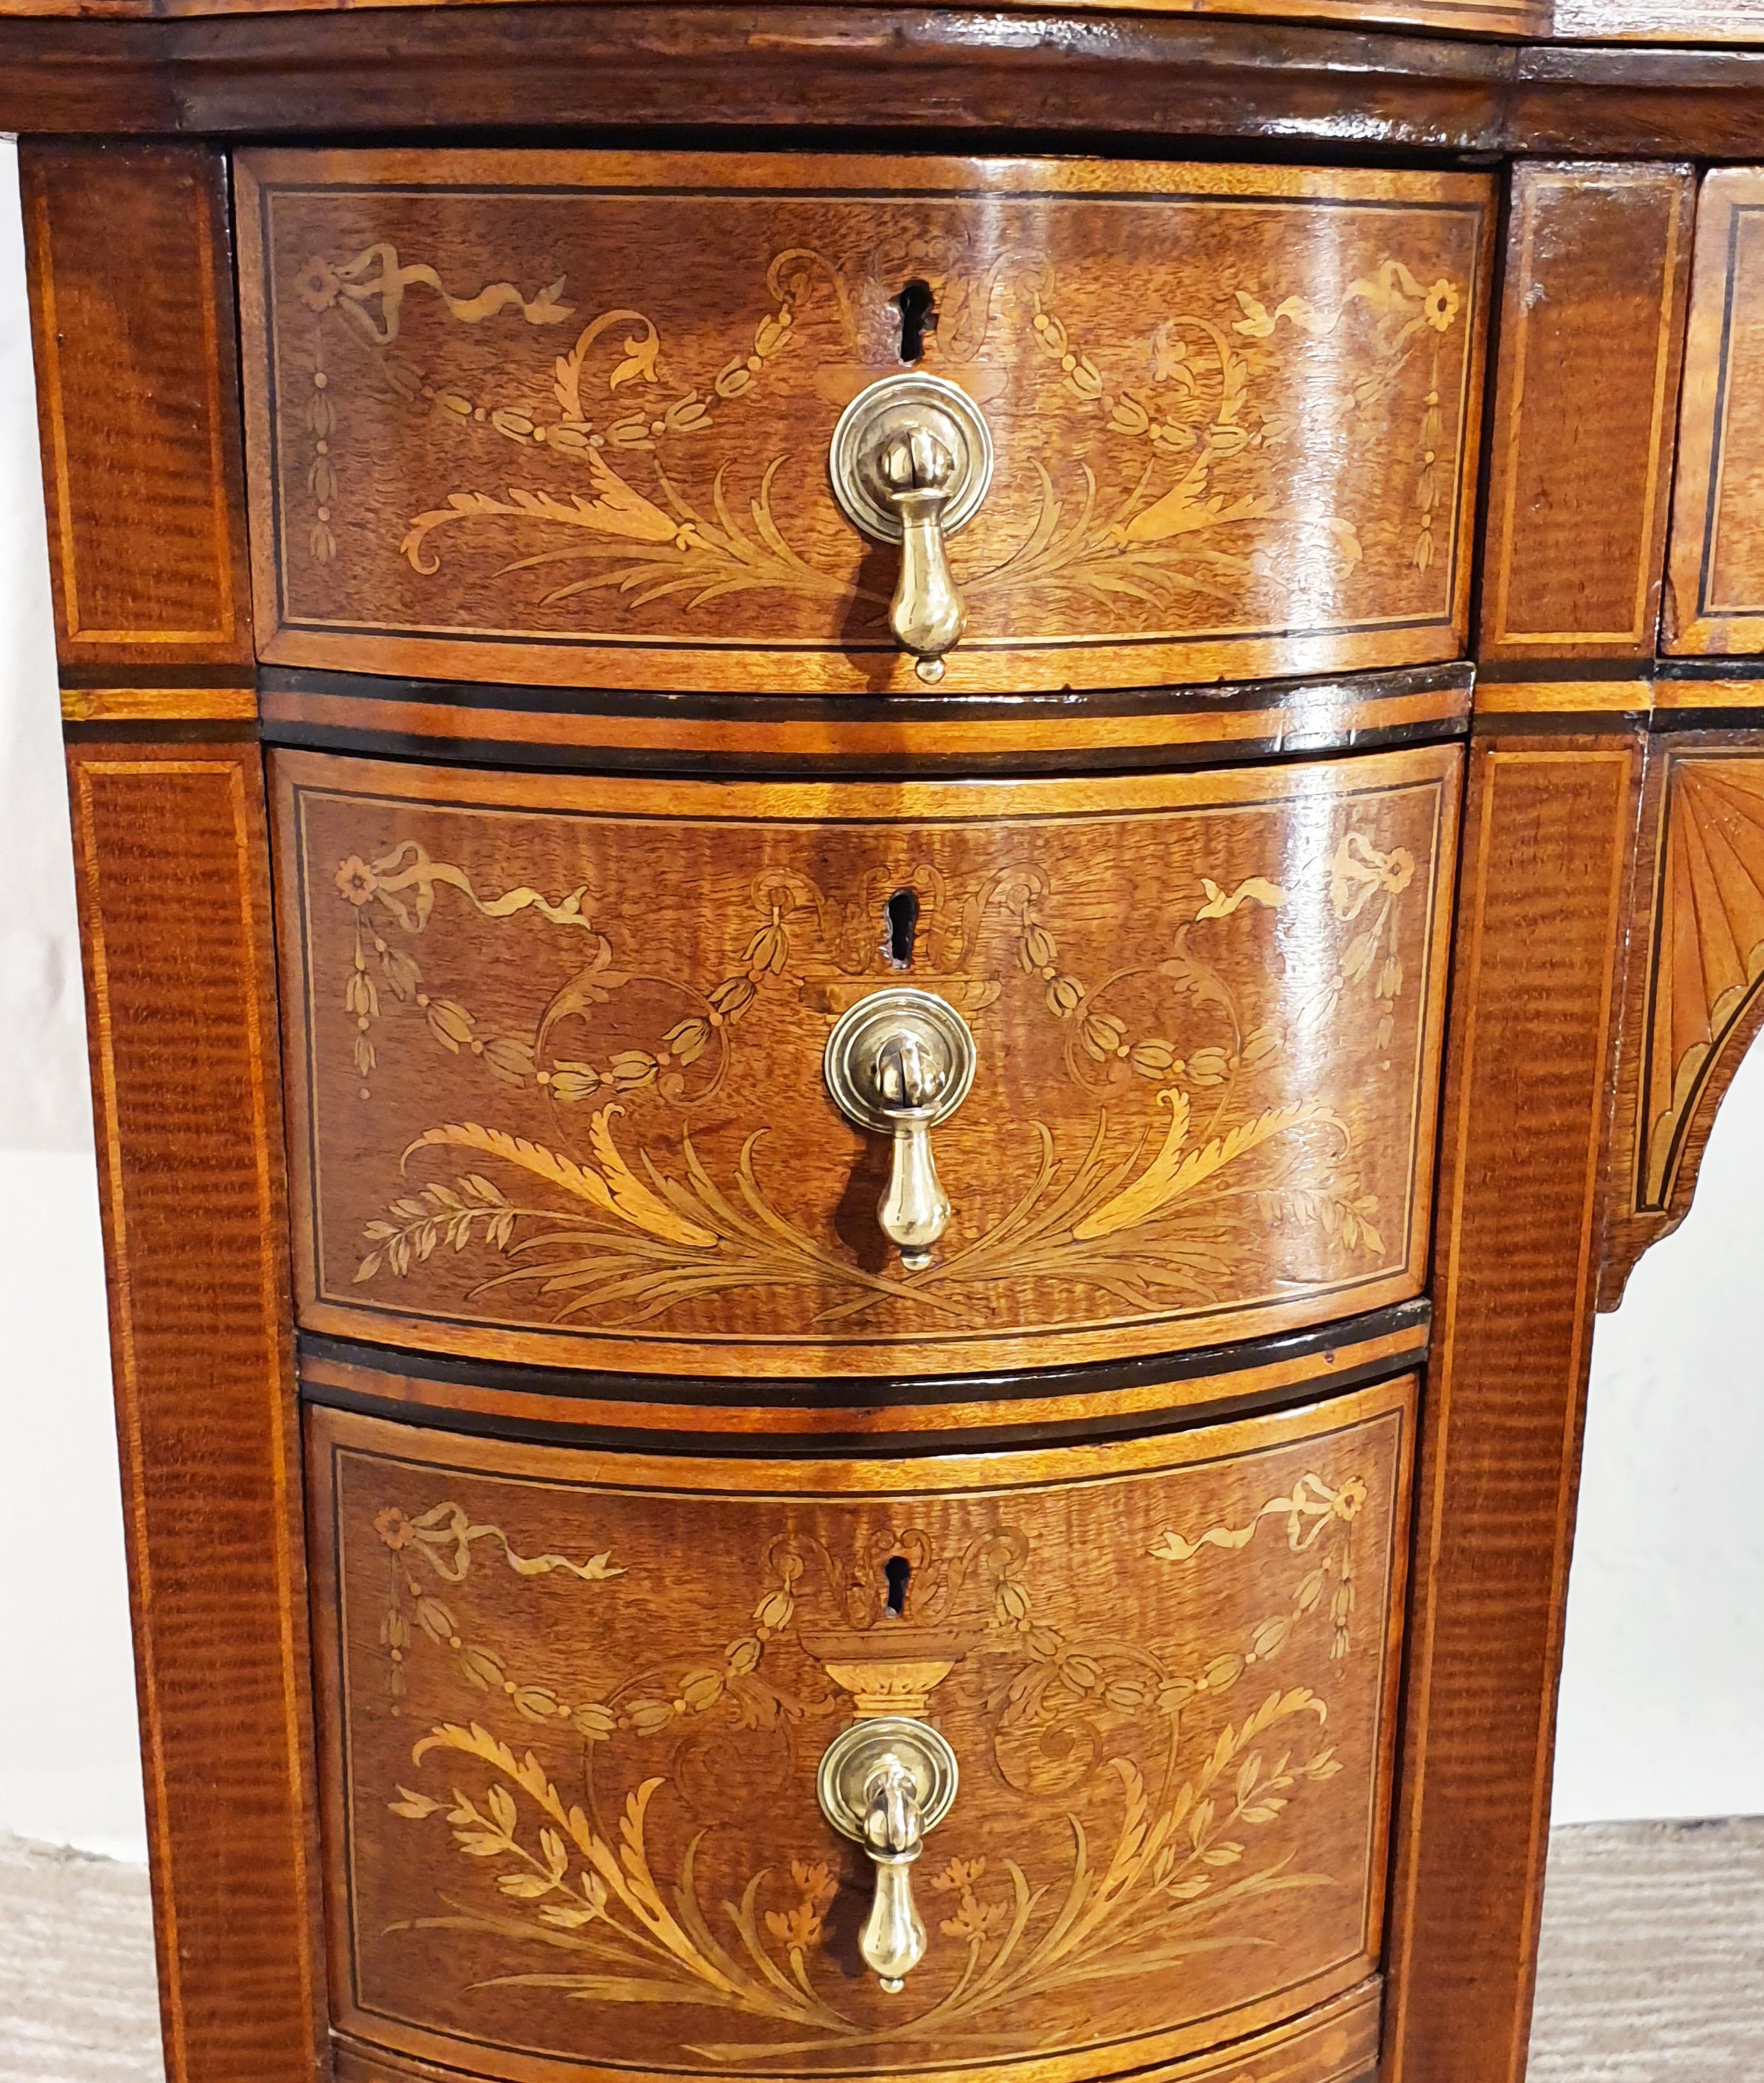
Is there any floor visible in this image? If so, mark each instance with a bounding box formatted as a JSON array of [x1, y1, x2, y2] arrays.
[[1, 1821, 1759, 2081]]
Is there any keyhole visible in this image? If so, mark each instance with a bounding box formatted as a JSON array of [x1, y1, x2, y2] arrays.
[[884, 887, 919, 969], [896, 280, 937, 364], [884, 1556, 911, 1616]]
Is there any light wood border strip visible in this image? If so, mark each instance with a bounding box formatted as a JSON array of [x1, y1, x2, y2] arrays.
[[239, 145, 1495, 205], [297, 1315, 1429, 1441], [236, 152, 1490, 698], [254, 628, 1468, 702], [1483, 163, 1693, 658], [1653, 676, 1764, 708], [0, 0, 1547, 29], [306, 1364, 1413, 1495], [273, 736, 1458, 826], [1665, 170, 1764, 655], [67, 741, 325, 2083], [1474, 680, 1655, 715], [272, 743, 1460, 1380], [328, 1977, 1384, 2083], [62, 685, 258, 724], [22, 145, 252, 666], [306, 1380, 1412, 2083], [1385, 734, 1639, 2083], [258, 679, 1471, 759]]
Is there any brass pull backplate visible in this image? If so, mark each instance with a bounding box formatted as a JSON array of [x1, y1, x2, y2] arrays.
[[827, 372, 993, 681], [817, 1715, 960, 1993], [823, 988, 977, 1269]]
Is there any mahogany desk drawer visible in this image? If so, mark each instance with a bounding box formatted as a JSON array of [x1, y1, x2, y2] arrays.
[[307, 1373, 1412, 2083], [237, 149, 1492, 697], [272, 744, 1460, 1380]]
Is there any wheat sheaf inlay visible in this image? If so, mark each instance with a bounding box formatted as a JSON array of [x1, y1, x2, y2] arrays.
[[330, 820, 1419, 1329], [366, 1466, 1367, 2061], [288, 223, 1465, 627]]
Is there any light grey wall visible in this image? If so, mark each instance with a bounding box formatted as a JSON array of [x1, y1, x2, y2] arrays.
[[0, 139, 1755, 1862]]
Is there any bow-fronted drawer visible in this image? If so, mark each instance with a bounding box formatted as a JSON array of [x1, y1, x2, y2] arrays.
[[238, 150, 1492, 696]]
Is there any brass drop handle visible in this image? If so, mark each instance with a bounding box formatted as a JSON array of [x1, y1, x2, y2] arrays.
[[817, 1717, 959, 1994], [873, 1026, 952, 1270], [823, 989, 978, 1273], [828, 373, 994, 684], [876, 427, 965, 672]]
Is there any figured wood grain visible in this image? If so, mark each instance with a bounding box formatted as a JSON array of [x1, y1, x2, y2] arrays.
[[1665, 169, 1764, 656], [272, 746, 1459, 1379], [66, 739, 324, 2083], [26, 0, 1764, 40], [296, 1303, 1430, 1444], [257, 659, 1473, 773], [1600, 733, 1764, 1308], [236, 150, 1490, 697], [0, 0, 1548, 27], [1385, 732, 1640, 2083], [1472, 677, 1655, 717], [61, 686, 258, 724], [16, 12, 1764, 158], [1480, 162, 1693, 662], [327, 1983, 1385, 2083], [306, 1378, 1412, 2083], [22, 145, 251, 667]]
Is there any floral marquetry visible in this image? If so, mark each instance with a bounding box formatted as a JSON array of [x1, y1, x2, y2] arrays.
[[272, 747, 1460, 1378], [307, 1382, 1412, 2083], [236, 152, 1492, 696]]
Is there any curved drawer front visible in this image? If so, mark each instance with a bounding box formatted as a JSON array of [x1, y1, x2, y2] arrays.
[[237, 150, 1492, 696], [309, 1377, 1412, 2083], [273, 747, 1460, 1377]]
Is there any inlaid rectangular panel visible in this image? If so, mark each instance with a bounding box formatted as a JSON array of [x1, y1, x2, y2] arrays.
[[1385, 734, 1639, 2083], [308, 1377, 1413, 2083], [1667, 169, 1764, 654], [237, 151, 1492, 697], [66, 741, 323, 2081], [272, 745, 1461, 1379], [22, 144, 252, 666], [1479, 162, 1693, 661]]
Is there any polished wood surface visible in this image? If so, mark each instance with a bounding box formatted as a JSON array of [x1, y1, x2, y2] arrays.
[[1667, 169, 1764, 656], [7, 0, 1764, 42], [296, 1302, 1429, 1446], [0, 0, 1543, 29], [307, 1378, 1412, 2083], [20, 44, 1764, 2083], [257, 661, 1472, 775], [1480, 162, 1693, 665], [60, 684, 259, 724], [1601, 731, 1764, 1305], [17, 14, 1764, 159], [237, 151, 1488, 697], [21, 144, 251, 671], [328, 1983, 1384, 2083], [1386, 730, 1640, 2083], [66, 735, 325, 2083], [272, 746, 1458, 1378]]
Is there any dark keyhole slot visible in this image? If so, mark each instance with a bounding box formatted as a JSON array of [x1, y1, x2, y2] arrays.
[[885, 1556, 912, 1617], [884, 887, 920, 969], [896, 280, 937, 364]]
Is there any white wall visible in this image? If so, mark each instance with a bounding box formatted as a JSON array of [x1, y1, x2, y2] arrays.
[[0, 138, 1756, 1862], [0, 139, 147, 1863], [1553, 1035, 1764, 1824]]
